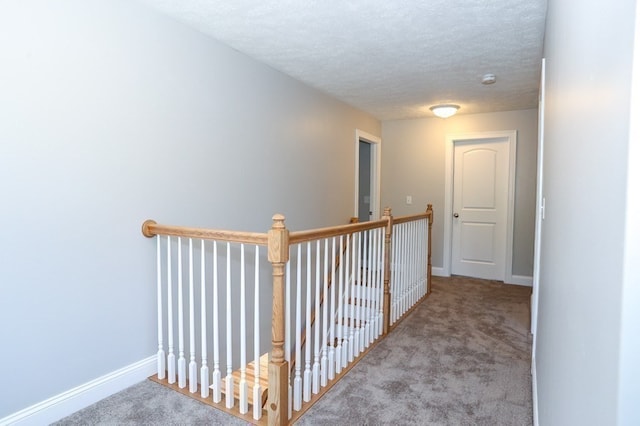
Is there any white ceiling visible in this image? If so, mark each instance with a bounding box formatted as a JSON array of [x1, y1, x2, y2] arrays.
[[140, 0, 548, 120]]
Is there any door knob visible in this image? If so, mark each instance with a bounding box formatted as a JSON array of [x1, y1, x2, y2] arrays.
[[453, 213, 459, 218]]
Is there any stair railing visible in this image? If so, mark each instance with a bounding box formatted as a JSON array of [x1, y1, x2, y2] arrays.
[[141, 204, 432, 426]]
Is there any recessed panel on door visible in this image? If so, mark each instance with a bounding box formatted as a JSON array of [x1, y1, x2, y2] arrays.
[[460, 222, 496, 264], [462, 149, 497, 210]]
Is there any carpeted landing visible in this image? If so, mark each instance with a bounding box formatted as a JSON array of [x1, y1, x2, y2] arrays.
[[53, 275, 532, 425]]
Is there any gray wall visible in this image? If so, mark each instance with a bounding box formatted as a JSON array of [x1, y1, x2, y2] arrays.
[[381, 109, 538, 277], [536, 0, 639, 424], [0, 0, 379, 417]]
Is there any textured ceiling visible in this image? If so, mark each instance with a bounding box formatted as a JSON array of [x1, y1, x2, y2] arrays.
[[140, 0, 548, 120]]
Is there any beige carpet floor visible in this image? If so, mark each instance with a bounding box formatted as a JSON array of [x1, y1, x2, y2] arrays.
[[54, 275, 532, 425]]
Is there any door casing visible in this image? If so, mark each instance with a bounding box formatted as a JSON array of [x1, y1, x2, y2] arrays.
[[443, 130, 518, 283], [354, 129, 381, 220]]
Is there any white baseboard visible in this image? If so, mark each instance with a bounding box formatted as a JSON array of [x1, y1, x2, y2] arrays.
[[507, 274, 533, 286], [431, 266, 447, 277], [532, 354, 539, 426], [0, 356, 156, 426]]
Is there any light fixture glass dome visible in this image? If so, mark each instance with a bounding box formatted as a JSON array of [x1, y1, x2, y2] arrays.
[[429, 104, 460, 118]]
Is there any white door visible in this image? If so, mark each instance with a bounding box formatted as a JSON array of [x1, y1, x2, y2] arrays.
[[451, 138, 510, 280]]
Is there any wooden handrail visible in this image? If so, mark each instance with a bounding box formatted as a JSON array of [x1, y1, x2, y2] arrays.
[[393, 211, 431, 225], [289, 219, 387, 244], [141, 220, 268, 246]]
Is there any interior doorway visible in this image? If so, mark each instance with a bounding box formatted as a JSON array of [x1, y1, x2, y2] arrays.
[[354, 130, 381, 222], [443, 131, 517, 282], [358, 141, 372, 222]]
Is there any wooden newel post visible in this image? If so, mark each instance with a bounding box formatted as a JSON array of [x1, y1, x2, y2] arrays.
[[426, 204, 433, 295], [382, 207, 393, 335], [267, 214, 289, 426]]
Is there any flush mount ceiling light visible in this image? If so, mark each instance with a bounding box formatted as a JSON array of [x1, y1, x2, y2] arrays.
[[429, 104, 460, 118]]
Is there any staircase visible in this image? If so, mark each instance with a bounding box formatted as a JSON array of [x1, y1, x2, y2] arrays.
[[219, 352, 269, 409]]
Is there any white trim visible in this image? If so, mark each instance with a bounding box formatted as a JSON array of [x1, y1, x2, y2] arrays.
[[431, 266, 446, 277], [443, 131, 518, 282], [507, 275, 533, 287], [0, 356, 156, 426], [532, 354, 539, 426], [354, 129, 382, 220], [532, 58, 546, 337]]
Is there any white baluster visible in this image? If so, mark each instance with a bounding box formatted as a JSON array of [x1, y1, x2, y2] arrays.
[[398, 223, 405, 317], [415, 221, 420, 303], [156, 237, 165, 379], [303, 242, 312, 402], [389, 225, 400, 325], [424, 219, 429, 295], [320, 239, 329, 387], [200, 240, 209, 398], [253, 245, 262, 420], [328, 237, 336, 380], [361, 230, 368, 351], [177, 237, 186, 389], [211, 241, 221, 403], [420, 220, 424, 297], [378, 227, 383, 336], [285, 258, 292, 418], [404, 223, 410, 315], [312, 240, 321, 394], [413, 221, 418, 306], [373, 228, 384, 338], [365, 230, 373, 347], [400, 225, 405, 313], [349, 232, 358, 361], [342, 234, 350, 368], [239, 244, 248, 414], [335, 234, 344, 374], [369, 229, 377, 342], [398, 224, 404, 319], [418, 220, 424, 297], [225, 242, 234, 408], [188, 239, 197, 393], [167, 236, 176, 384], [293, 244, 302, 411], [357, 231, 365, 353], [410, 222, 415, 305], [351, 231, 363, 358]]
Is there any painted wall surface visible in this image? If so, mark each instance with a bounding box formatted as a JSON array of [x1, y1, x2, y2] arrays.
[[381, 109, 538, 277], [618, 3, 640, 423], [536, 0, 636, 424], [0, 0, 379, 417]]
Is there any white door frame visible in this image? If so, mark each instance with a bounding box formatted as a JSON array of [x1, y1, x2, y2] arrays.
[[443, 130, 518, 283], [354, 129, 382, 220], [532, 59, 545, 336]]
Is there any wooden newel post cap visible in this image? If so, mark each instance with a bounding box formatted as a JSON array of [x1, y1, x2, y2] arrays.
[[271, 214, 286, 229], [142, 220, 157, 238], [383, 206, 392, 217]]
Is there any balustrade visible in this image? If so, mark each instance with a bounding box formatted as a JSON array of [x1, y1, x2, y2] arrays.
[[141, 204, 433, 425]]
